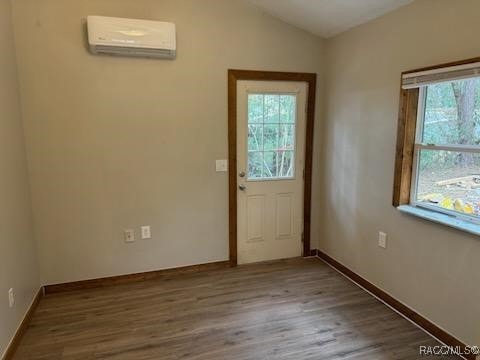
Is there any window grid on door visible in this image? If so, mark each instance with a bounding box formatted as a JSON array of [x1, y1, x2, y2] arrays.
[[247, 93, 297, 180]]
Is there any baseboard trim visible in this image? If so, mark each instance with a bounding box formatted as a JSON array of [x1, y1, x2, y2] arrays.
[[2, 287, 43, 360], [308, 249, 318, 257], [6, 257, 472, 359], [317, 250, 474, 360], [44, 260, 231, 295]]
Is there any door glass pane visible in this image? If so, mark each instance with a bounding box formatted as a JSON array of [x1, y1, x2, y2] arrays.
[[248, 151, 263, 179], [278, 151, 294, 177], [247, 93, 297, 180], [279, 124, 295, 150], [263, 151, 278, 178], [248, 124, 263, 151], [248, 94, 264, 123], [263, 124, 279, 151], [265, 95, 280, 123], [422, 78, 480, 146], [416, 149, 480, 218], [280, 95, 296, 123]]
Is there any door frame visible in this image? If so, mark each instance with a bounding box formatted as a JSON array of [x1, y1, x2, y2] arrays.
[[228, 69, 317, 266]]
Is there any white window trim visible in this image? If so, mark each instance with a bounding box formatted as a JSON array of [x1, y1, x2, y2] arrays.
[[409, 86, 480, 225]]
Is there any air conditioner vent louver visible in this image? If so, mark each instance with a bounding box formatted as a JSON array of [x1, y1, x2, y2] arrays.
[[93, 45, 175, 59]]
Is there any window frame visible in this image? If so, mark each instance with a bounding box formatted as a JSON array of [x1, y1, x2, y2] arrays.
[[409, 87, 480, 224], [393, 56, 480, 227]]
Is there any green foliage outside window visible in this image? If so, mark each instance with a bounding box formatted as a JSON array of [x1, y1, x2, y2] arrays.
[[247, 94, 296, 179], [421, 78, 480, 170]]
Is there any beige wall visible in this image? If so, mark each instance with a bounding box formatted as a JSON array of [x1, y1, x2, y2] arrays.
[[322, 0, 480, 346], [4, 0, 479, 351], [0, 0, 39, 357], [11, 0, 324, 285]]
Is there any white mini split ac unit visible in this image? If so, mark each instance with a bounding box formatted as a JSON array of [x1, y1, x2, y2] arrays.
[[87, 16, 176, 59]]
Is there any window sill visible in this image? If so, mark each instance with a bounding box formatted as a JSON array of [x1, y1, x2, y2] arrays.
[[397, 205, 480, 236]]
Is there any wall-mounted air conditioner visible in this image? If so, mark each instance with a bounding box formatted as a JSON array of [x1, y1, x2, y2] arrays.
[[87, 16, 176, 59]]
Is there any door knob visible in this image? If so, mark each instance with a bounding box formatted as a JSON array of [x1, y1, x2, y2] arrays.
[[239, 184, 247, 191], [239, 171, 246, 178]]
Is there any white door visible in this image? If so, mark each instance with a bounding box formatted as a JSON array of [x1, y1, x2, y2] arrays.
[[237, 81, 307, 264]]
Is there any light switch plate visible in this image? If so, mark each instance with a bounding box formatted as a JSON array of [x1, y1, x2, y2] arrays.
[[378, 232, 387, 249], [216, 160, 228, 172], [141, 226, 151, 239], [8, 288, 14, 308]]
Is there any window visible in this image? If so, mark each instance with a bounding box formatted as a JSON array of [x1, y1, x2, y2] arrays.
[[394, 58, 480, 227], [247, 93, 296, 180]]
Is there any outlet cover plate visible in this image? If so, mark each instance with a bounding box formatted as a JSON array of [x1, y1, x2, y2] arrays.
[[124, 229, 135, 243], [141, 226, 151, 239]]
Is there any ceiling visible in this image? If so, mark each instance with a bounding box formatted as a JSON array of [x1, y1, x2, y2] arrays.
[[248, 0, 414, 38]]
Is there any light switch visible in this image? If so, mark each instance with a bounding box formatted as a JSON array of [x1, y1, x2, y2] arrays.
[[216, 160, 228, 172]]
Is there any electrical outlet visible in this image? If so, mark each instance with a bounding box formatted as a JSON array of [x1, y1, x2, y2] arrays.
[[141, 225, 151, 239], [124, 229, 135, 243], [378, 232, 387, 249], [8, 288, 14, 308]]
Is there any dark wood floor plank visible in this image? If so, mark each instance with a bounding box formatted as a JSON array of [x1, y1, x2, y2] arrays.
[[12, 258, 460, 360]]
